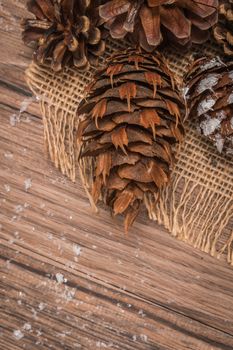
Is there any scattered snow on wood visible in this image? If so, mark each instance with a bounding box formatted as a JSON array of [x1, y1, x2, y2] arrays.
[[55, 273, 66, 284], [9, 97, 38, 127], [4, 184, 11, 192], [4, 151, 13, 159], [15, 205, 24, 214], [38, 302, 46, 311], [9, 114, 19, 126], [140, 334, 148, 342], [24, 178, 32, 191], [138, 309, 146, 317], [23, 323, 32, 331], [73, 244, 81, 257], [13, 329, 24, 340], [96, 341, 113, 348]]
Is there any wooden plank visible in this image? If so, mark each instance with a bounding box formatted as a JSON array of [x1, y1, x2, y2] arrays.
[[1, 105, 233, 349], [0, 1, 233, 349]]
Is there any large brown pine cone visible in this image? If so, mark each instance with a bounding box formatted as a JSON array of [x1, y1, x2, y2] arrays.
[[213, 0, 233, 57], [99, 0, 218, 52], [77, 49, 185, 231], [22, 0, 105, 71], [185, 57, 233, 155]]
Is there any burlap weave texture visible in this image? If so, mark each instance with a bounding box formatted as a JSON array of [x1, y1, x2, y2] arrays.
[[26, 39, 233, 264]]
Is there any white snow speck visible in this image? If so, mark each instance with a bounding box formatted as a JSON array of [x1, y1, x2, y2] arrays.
[[15, 205, 24, 214], [24, 178, 32, 191], [38, 302, 46, 311], [132, 335, 137, 341], [138, 309, 146, 317], [23, 323, 31, 331], [36, 330, 42, 337], [9, 114, 19, 126], [96, 341, 110, 348], [4, 184, 11, 192], [4, 151, 13, 159], [73, 244, 81, 256], [19, 97, 34, 114], [56, 273, 65, 284], [196, 74, 219, 95], [47, 233, 53, 240], [140, 334, 148, 342], [197, 97, 215, 116], [13, 330, 24, 340], [200, 116, 221, 136]]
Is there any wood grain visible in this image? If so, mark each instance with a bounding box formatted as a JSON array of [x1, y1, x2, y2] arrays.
[[0, 1, 233, 349]]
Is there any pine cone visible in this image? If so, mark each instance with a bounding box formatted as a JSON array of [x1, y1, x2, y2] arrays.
[[77, 49, 185, 231], [213, 0, 233, 57], [22, 0, 105, 71], [99, 0, 218, 52], [185, 57, 233, 155]]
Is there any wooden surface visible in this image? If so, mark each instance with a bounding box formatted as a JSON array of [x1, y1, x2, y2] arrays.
[[0, 1, 233, 349]]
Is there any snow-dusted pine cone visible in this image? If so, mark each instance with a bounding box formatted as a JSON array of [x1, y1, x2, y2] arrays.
[[185, 57, 233, 155]]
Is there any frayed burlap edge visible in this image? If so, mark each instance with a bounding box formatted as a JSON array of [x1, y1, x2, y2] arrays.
[[144, 123, 233, 264], [25, 38, 233, 264], [26, 64, 78, 181]]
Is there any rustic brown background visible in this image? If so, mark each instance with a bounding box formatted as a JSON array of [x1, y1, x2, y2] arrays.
[[0, 1, 233, 349]]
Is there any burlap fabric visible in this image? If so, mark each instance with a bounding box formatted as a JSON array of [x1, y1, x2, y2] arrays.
[[26, 38, 233, 264]]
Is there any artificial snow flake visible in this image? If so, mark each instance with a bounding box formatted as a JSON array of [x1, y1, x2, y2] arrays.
[[23, 323, 32, 331], [24, 178, 32, 191], [73, 244, 81, 256], [13, 330, 24, 340]]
